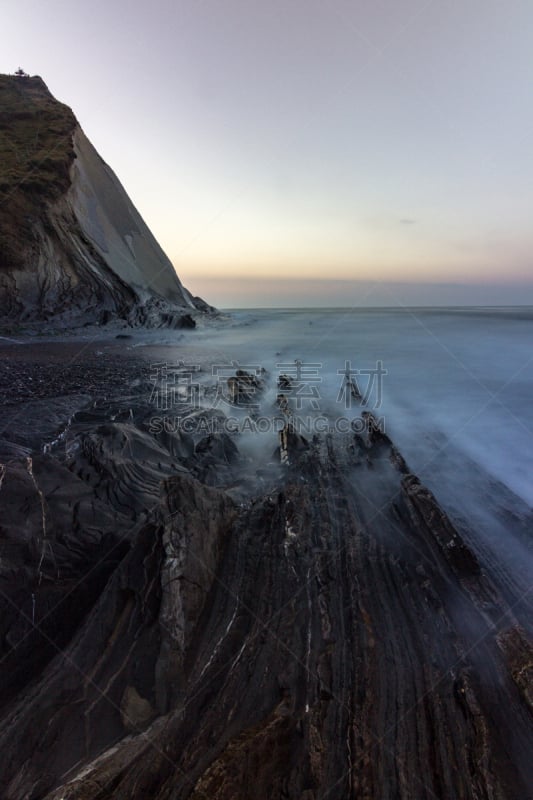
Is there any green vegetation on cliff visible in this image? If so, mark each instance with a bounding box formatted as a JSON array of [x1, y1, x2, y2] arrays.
[[0, 74, 77, 268]]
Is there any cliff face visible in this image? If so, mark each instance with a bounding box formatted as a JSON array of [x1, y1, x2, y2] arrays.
[[0, 75, 206, 326]]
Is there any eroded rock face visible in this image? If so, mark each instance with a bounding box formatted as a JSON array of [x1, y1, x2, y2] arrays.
[[0, 351, 532, 799], [0, 75, 210, 328], [156, 474, 237, 712]]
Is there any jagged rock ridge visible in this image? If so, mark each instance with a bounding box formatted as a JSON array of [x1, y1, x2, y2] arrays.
[[0, 348, 532, 799], [0, 74, 208, 327]]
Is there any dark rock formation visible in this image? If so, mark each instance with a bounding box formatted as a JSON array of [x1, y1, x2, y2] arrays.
[[0, 74, 209, 328], [0, 347, 532, 799]]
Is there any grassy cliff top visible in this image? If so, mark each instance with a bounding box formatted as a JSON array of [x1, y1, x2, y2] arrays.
[[0, 74, 78, 268], [0, 74, 77, 197]]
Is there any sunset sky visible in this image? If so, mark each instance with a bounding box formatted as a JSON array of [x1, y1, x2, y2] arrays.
[[2, 0, 533, 306]]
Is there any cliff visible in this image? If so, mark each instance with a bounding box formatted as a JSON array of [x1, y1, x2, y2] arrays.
[[0, 75, 208, 327]]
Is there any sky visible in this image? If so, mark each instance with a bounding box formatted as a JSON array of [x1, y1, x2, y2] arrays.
[[2, 0, 533, 307]]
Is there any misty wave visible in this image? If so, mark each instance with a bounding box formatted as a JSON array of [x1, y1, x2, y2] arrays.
[[169, 306, 533, 593]]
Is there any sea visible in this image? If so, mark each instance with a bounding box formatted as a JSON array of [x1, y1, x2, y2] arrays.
[[177, 306, 533, 598]]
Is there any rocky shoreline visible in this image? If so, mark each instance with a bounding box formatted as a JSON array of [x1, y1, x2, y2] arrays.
[[0, 335, 532, 799]]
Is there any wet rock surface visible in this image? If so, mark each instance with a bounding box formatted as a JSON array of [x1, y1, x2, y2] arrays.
[[0, 341, 532, 799]]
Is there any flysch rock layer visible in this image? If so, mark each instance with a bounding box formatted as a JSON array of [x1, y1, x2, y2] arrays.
[[0, 352, 531, 800]]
